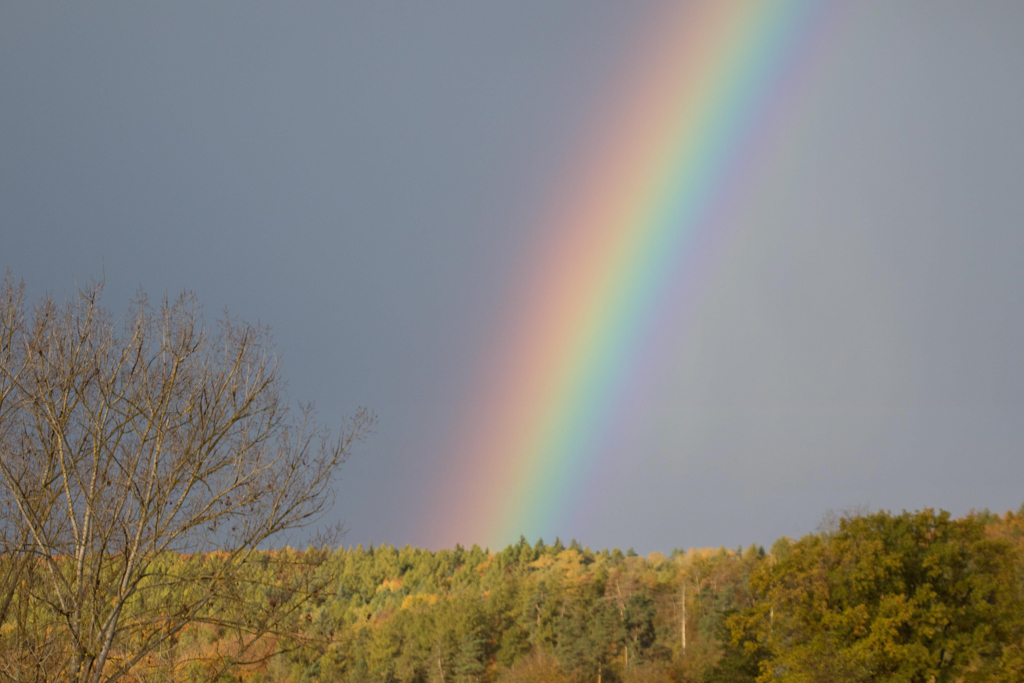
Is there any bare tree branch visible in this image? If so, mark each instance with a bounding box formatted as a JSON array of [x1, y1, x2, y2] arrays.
[[0, 276, 374, 682]]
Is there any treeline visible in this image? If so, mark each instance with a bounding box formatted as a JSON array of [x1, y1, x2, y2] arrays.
[[267, 506, 1024, 683], [3, 507, 1023, 682]]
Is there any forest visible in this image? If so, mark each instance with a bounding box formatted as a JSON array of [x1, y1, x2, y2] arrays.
[[5, 506, 1020, 683]]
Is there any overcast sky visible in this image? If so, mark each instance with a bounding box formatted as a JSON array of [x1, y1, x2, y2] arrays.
[[2, 1, 1023, 553]]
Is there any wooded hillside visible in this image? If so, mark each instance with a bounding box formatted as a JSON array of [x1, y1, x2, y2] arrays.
[[6, 506, 1019, 682]]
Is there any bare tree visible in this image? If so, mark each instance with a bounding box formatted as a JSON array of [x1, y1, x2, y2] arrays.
[[0, 276, 374, 683]]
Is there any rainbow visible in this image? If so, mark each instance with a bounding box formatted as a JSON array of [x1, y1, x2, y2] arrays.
[[431, 0, 827, 549]]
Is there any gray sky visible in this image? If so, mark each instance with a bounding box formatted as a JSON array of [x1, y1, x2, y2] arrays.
[[2, 1, 1023, 553]]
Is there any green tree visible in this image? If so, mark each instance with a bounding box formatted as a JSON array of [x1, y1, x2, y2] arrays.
[[733, 508, 1024, 683], [453, 629, 487, 683], [622, 591, 657, 665]]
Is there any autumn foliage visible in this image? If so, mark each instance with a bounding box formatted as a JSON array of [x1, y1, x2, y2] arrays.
[[1, 506, 1010, 683]]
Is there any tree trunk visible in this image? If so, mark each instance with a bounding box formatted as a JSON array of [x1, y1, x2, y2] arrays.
[[681, 578, 687, 652]]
